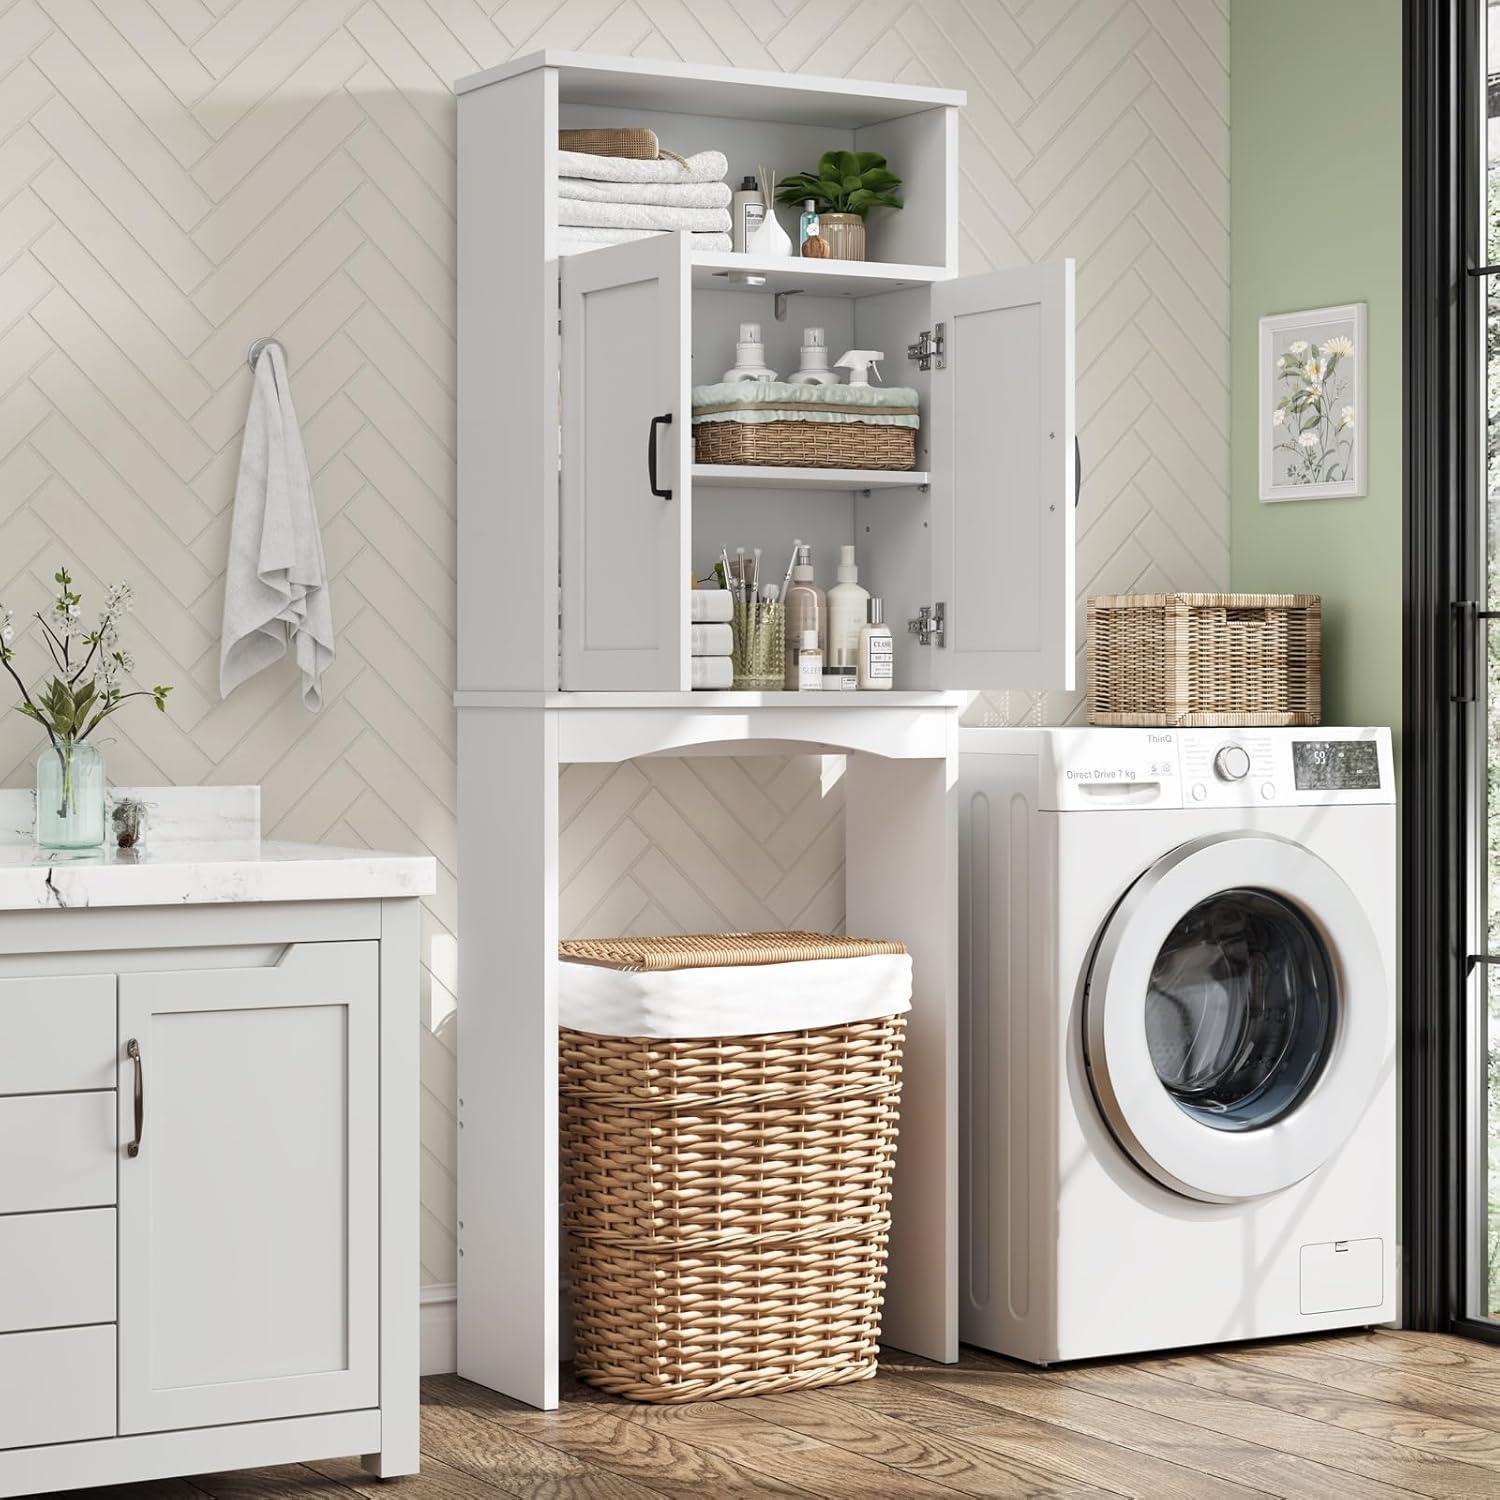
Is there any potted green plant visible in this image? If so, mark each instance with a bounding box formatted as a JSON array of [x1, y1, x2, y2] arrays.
[[0, 568, 171, 850], [776, 150, 903, 262]]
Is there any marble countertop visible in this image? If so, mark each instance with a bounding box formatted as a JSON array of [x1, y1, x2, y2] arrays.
[[0, 787, 436, 910]]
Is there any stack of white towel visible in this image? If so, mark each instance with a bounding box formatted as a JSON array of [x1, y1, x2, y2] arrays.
[[557, 148, 732, 256], [689, 588, 734, 690]]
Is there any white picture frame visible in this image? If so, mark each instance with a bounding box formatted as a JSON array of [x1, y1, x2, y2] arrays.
[[1258, 302, 1367, 502]]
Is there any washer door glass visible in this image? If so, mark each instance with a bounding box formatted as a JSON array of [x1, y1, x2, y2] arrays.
[[1143, 889, 1336, 1132], [1083, 833, 1389, 1202]]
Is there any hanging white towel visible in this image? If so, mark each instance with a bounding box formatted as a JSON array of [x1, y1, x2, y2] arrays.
[[220, 343, 335, 711]]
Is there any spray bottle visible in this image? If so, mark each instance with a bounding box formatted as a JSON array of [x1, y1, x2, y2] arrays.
[[833, 349, 885, 386], [788, 327, 837, 386]]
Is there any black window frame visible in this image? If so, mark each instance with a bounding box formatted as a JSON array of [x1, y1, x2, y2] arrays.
[[1404, 0, 1496, 1338]]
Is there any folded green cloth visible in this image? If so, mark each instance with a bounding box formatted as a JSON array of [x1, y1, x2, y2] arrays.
[[691, 380, 921, 428]]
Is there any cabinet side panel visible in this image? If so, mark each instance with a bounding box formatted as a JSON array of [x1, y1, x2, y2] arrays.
[[458, 71, 559, 690]]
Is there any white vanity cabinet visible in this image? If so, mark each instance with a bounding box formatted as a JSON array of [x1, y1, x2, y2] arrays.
[[0, 823, 434, 1500]]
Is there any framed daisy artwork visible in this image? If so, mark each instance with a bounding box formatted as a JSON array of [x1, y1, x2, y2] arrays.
[[1259, 302, 1367, 501]]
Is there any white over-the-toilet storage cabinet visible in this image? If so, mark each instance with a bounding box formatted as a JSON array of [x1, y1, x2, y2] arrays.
[[454, 50, 1077, 1410]]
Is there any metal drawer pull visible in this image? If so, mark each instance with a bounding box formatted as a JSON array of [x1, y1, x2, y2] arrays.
[[127, 1038, 143, 1158]]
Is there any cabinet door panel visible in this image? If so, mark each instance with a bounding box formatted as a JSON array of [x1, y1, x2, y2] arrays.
[[561, 234, 691, 690], [929, 261, 1075, 691], [117, 941, 379, 1433]]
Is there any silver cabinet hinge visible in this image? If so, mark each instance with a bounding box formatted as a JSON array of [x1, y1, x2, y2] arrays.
[[908, 602, 945, 647], [907, 323, 945, 371]]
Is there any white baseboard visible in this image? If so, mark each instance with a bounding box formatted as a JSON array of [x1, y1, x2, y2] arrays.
[[420, 1283, 457, 1376], [421, 1277, 572, 1378]]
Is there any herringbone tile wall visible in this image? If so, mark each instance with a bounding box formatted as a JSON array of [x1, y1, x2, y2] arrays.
[[0, 0, 1228, 1289]]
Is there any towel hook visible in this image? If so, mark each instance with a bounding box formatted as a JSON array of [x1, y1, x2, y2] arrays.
[[247, 336, 286, 370]]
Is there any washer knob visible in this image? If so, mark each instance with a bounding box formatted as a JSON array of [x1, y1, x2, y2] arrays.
[[1213, 744, 1251, 782]]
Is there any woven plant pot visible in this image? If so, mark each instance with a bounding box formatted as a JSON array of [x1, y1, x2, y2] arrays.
[[819, 212, 865, 260], [558, 931, 908, 1404], [694, 421, 914, 470], [1087, 592, 1322, 726]]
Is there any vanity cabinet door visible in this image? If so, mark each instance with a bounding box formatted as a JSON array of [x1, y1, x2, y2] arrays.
[[927, 260, 1076, 692], [116, 941, 379, 1433], [560, 232, 692, 690]]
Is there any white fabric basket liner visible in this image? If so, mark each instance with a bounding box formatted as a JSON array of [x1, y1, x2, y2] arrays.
[[558, 952, 913, 1039]]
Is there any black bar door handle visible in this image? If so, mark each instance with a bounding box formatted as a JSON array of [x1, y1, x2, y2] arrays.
[[1075, 436, 1082, 506], [648, 412, 673, 500]]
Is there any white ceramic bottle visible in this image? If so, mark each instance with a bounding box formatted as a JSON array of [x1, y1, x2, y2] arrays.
[[825, 545, 871, 673], [858, 597, 894, 690]]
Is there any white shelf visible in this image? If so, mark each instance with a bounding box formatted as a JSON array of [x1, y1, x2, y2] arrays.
[[691, 464, 929, 492], [455, 690, 968, 709], [455, 50, 966, 124], [693, 252, 949, 298]]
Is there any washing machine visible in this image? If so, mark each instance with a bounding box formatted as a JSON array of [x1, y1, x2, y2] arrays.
[[958, 726, 1396, 1364]]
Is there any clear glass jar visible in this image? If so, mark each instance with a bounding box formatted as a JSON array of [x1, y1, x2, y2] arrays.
[[36, 739, 105, 850]]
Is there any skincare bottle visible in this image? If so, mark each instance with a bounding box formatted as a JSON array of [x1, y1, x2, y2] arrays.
[[825, 544, 871, 673], [722, 322, 778, 383], [732, 176, 765, 253], [788, 327, 837, 386], [782, 545, 826, 689], [795, 630, 822, 690], [857, 597, 894, 690], [799, 199, 828, 258]]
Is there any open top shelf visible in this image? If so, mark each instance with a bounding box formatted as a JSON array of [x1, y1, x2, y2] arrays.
[[456, 50, 966, 126], [692, 252, 949, 298], [691, 464, 929, 492]]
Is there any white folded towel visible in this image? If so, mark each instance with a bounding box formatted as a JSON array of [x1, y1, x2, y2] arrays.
[[690, 622, 733, 656], [690, 589, 734, 622], [556, 148, 728, 184], [690, 656, 733, 690], [220, 343, 335, 711], [558, 228, 732, 254], [557, 178, 733, 208], [559, 199, 731, 233]]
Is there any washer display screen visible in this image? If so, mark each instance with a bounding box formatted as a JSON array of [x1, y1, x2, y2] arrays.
[[1293, 739, 1380, 791]]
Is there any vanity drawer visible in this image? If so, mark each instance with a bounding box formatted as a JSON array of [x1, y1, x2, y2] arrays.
[[0, 1092, 116, 1213], [0, 1209, 115, 1333], [0, 1325, 115, 1449], [0, 975, 115, 1094]]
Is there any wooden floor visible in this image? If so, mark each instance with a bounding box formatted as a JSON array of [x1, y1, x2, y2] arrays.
[[66, 1329, 1500, 1499]]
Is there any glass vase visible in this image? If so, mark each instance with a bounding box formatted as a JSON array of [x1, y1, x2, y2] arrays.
[[36, 739, 105, 850]]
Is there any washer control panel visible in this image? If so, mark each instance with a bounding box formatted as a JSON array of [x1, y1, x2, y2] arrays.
[[1040, 728, 1394, 810]]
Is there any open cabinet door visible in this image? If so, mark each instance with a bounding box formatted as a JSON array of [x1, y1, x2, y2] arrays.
[[927, 261, 1075, 691], [561, 234, 691, 690]]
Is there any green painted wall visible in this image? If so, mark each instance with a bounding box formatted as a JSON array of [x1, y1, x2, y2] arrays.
[[1230, 0, 1402, 736]]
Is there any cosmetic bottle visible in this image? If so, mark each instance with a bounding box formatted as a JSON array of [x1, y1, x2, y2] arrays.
[[799, 200, 828, 258], [732, 176, 765, 253], [858, 597, 894, 690], [788, 327, 837, 386], [795, 630, 822, 690], [782, 545, 826, 690], [798, 200, 819, 248], [825, 544, 871, 674]]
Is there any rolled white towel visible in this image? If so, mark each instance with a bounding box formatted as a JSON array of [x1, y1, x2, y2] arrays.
[[557, 228, 732, 254], [559, 199, 731, 233], [557, 148, 728, 184], [557, 178, 733, 208]]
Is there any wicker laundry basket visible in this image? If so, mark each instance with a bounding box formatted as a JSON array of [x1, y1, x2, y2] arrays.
[[558, 931, 909, 1403], [1087, 592, 1322, 727], [694, 421, 916, 470]]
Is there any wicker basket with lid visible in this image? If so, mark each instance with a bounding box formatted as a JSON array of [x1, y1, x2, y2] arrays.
[[558, 930, 909, 1403]]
